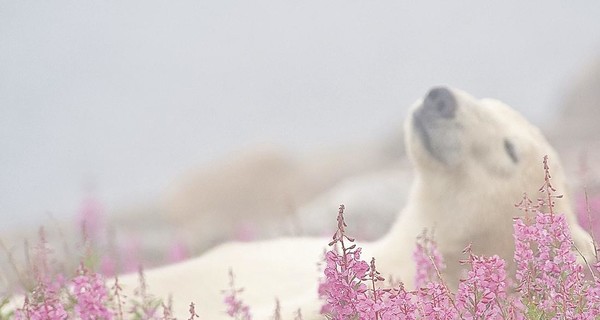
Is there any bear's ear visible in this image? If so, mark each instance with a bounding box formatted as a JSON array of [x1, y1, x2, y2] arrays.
[[503, 139, 518, 163]]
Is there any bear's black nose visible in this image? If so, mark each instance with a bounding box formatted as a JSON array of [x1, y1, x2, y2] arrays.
[[423, 87, 456, 119]]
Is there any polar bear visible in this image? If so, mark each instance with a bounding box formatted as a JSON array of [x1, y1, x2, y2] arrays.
[[117, 87, 595, 319]]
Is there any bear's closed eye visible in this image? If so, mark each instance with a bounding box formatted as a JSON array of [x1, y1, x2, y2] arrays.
[[504, 139, 518, 163]]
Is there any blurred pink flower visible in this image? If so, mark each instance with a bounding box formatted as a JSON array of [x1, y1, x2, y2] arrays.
[[166, 238, 189, 263], [77, 196, 105, 242], [223, 269, 252, 320], [121, 235, 142, 273], [413, 231, 445, 289], [576, 192, 600, 238], [234, 222, 258, 242], [99, 255, 117, 277], [15, 280, 67, 320]]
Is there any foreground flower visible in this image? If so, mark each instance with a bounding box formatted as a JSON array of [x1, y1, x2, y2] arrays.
[[513, 157, 588, 318], [514, 210, 587, 318], [71, 263, 113, 320], [456, 245, 513, 319], [319, 204, 369, 319]]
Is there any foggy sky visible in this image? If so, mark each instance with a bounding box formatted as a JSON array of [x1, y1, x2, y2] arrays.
[[1, 0, 600, 229]]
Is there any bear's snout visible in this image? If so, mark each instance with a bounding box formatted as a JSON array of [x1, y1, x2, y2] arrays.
[[410, 86, 462, 165], [421, 86, 457, 119]]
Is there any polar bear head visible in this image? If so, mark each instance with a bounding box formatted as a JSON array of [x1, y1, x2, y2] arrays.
[[400, 87, 593, 282], [406, 87, 567, 213]]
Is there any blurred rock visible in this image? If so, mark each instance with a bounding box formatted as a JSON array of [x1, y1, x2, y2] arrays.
[[160, 137, 405, 252], [547, 54, 600, 191], [552, 56, 600, 143]]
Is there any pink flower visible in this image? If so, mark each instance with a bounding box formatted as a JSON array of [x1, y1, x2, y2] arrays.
[[99, 255, 117, 277], [576, 192, 600, 239], [120, 235, 142, 273], [15, 280, 67, 320], [319, 205, 371, 319], [71, 264, 113, 320], [77, 196, 105, 242], [382, 285, 418, 320], [166, 237, 189, 263], [456, 246, 511, 319], [415, 282, 457, 320], [223, 269, 252, 320], [233, 222, 258, 242], [413, 231, 445, 288], [514, 209, 587, 316]]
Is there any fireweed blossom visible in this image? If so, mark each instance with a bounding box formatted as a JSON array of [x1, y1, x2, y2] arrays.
[[512, 157, 596, 318], [456, 245, 515, 319], [223, 269, 252, 320], [71, 264, 113, 320], [513, 209, 589, 318], [14, 282, 68, 320], [319, 205, 370, 319], [320, 205, 422, 320], [413, 231, 445, 289]]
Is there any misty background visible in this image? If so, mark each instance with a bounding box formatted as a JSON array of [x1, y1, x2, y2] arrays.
[[2, 1, 600, 231]]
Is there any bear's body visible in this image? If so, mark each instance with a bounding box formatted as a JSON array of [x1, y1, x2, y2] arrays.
[[118, 87, 594, 319]]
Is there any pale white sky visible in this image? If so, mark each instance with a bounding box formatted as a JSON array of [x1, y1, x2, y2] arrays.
[[1, 1, 600, 229]]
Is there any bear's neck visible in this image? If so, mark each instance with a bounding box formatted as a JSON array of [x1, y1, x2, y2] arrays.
[[376, 172, 487, 254]]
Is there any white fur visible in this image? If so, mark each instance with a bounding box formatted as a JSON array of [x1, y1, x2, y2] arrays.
[[118, 88, 595, 319]]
